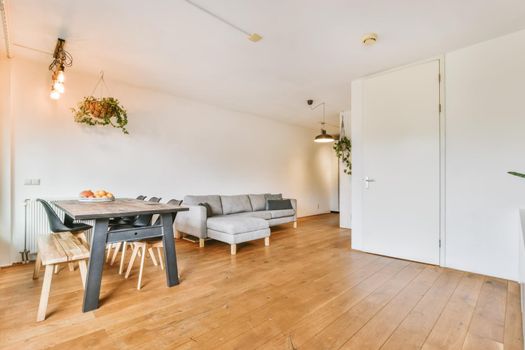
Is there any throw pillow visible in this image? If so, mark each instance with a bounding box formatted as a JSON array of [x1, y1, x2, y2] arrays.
[[265, 193, 283, 209], [267, 199, 293, 210], [198, 202, 213, 217]]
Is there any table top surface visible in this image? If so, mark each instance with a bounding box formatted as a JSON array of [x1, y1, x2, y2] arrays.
[[53, 198, 188, 220]]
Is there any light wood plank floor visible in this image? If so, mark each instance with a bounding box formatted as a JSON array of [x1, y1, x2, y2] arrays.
[[0, 214, 522, 349]]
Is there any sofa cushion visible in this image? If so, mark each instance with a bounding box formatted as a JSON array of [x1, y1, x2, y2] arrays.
[[269, 209, 295, 219], [264, 193, 283, 209], [221, 195, 252, 215], [248, 194, 269, 211], [208, 228, 270, 244], [267, 199, 293, 210], [226, 211, 272, 220], [183, 195, 223, 216], [207, 216, 269, 235]]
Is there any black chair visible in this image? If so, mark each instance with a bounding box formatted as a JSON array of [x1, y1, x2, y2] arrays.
[[109, 195, 147, 225], [106, 197, 162, 269], [128, 196, 162, 227], [153, 199, 183, 225], [37, 199, 93, 273], [37, 199, 92, 243], [125, 199, 182, 289]]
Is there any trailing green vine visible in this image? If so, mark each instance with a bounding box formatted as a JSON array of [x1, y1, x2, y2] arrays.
[[72, 96, 129, 134], [334, 136, 352, 174], [508, 171, 525, 179]]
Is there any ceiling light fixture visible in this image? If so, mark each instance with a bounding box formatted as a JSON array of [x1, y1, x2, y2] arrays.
[[308, 99, 334, 143], [361, 32, 378, 46], [184, 0, 263, 42], [48, 38, 72, 100]]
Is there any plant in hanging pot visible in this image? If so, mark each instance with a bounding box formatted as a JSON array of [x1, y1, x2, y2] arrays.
[[72, 72, 129, 134], [72, 96, 129, 134], [334, 136, 352, 174]]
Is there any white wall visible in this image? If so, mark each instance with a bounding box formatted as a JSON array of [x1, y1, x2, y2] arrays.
[[444, 30, 525, 280], [2, 57, 335, 264], [339, 111, 352, 229], [351, 29, 525, 280], [518, 209, 525, 322], [329, 149, 339, 212], [0, 58, 13, 266]]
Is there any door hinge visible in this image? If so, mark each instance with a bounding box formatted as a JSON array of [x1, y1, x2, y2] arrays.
[[439, 239, 442, 248], [438, 73, 441, 82], [439, 104, 442, 113]]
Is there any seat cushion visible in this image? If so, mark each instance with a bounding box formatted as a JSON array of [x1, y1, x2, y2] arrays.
[[207, 216, 269, 235], [221, 195, 253, 215], [226, 211, 272, 220], [208, 228, 270, 244], [268, 209, 295, 219], [183, 195, 223, 216], [248, 194, 269, 211]]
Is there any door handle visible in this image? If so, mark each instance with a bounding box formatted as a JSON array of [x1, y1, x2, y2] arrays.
[[364, 177, 375, 189]]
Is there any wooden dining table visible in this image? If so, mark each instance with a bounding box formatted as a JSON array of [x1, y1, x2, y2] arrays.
[[53, 198, 189, 312]]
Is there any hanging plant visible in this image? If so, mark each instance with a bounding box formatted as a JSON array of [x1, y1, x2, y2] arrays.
[[72, 96, 128, 134], [71, 72, 129, 134], [334, 136, 352, 174]]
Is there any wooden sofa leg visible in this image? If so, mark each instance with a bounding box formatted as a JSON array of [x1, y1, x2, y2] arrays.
[[293, 221, 297, 228], [199, 238, 205, 248], [264, 237, 270, 246], [230, 244, 237, 255], [175, 230, 182, 239]]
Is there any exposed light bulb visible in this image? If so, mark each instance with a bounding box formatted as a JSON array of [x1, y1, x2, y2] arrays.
[[57, 70, 65, 83], [50, 89, 60, 100], [53, 81, 65, 94]]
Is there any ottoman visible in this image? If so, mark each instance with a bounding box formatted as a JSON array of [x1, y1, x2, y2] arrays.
[[206, 216, 270, 255]]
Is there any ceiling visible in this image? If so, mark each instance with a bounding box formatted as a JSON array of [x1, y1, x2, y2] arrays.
[[2, 0, 525, 131]]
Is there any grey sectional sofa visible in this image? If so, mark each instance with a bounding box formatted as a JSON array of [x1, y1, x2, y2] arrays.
[[174, 194, 297, 254]]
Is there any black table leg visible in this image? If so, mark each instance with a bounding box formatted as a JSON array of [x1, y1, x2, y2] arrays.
[[83, 218, 109, 312], [161, 213, 179, 286]]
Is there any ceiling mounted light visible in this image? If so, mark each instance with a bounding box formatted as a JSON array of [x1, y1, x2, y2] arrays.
[[314, 129, 335, 143], [361, 32, 378, 46], [48, 38, 73, 100], [248, 33, 263, 42], [185, 0, 263, 42], [308, 99, 334, 144]]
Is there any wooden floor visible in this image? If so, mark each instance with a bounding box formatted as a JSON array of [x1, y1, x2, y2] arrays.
[[0, 214, 522, 349]]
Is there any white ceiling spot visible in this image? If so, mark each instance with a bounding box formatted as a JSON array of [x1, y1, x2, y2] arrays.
[[6, 0, 525, 130]]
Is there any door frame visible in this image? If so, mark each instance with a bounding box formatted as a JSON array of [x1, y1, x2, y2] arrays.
[[350, 56, 446, 266]]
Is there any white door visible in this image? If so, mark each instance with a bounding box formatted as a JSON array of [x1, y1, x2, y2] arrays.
[[362, 60, 440, 264]]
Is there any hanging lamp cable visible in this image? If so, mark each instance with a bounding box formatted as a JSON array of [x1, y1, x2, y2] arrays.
[[184, 0, 262, 42], [310, 101, 327, 128]]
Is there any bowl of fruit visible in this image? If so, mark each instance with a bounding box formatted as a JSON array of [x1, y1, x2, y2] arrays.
[[79, 189, 115, 202]]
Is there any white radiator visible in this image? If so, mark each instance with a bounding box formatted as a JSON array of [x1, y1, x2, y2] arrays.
[[23, 199, 94, 260]]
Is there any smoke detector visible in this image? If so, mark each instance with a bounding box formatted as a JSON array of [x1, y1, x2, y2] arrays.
[[361, 33, 378, 46]]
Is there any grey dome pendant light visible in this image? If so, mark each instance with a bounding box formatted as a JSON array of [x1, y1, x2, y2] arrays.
[[308, 99, 334, 143]]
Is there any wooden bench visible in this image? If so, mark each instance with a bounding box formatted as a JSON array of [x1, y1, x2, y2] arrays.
[[33, 232, 90, 321]]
